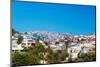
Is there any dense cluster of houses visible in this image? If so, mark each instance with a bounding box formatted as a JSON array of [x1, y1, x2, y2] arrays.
[[12, 31, 96, 60]]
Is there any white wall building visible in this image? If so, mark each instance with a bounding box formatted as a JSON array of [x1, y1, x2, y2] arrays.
[[21, 34, 35, 47], [12, 37, 23, 51]]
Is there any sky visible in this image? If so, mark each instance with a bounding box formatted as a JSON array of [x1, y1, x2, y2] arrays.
[[12, 0, 96, 35]]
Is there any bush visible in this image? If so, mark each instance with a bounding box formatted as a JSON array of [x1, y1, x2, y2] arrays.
[[78, 51, 96, 62]]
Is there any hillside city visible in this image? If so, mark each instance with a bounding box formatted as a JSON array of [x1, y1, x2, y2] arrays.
[[12, 30, 96, 66]]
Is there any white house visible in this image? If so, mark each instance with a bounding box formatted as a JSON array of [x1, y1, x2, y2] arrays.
[[12, 36, 23, 51], [21, 34, 35, 47], [67, 44, 81, 59]]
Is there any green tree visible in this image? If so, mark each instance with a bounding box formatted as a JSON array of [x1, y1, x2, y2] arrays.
[[17, 35, 23, 44], [12, 28, 18, 36], [78, 51, 96, 62], [24, 40, 47, 63], [86, 51, 96, 61], [46, 52, 59, 64], [60, 50, 69, 61], [12, 52, 40, 66], [68, 56, 73, 62]]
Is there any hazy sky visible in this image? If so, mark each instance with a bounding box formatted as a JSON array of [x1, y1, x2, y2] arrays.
[[12, 0, 96, 35]]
